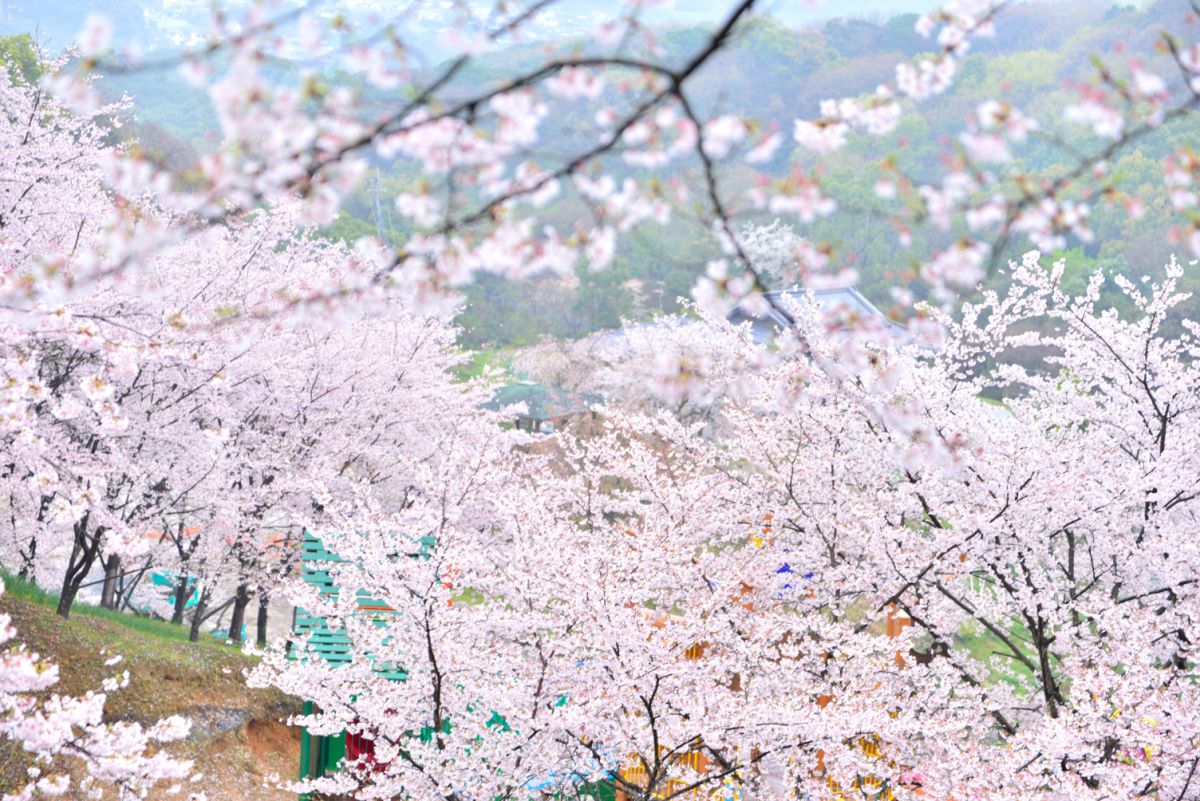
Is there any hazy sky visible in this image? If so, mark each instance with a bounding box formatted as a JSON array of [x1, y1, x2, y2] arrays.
[[2, 1, 950, 56], [498, 0, 946, 37], [395, 0, 948, 59], [639, 0, 946, 26]]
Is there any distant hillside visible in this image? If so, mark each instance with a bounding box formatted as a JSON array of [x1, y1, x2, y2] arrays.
[[357, 0, 1194, 346], [6, 0, 1192, 346]]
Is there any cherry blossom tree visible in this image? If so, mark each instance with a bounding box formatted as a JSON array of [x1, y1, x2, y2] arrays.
[[245, 304, 527, 798], [250, 398, 918, 801], [26, 1, 997, 314], [0, 51, 417, 624], [249, 251, 1200, 801], [0, 4, 1197, 801], [0, 205, 301, 620], [696, 253, 1200, 800]]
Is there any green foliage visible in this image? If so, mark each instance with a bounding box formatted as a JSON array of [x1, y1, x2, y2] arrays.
[[878, 13, 927, 54], [978, 50, 1064, 98], [457, 274, 578, 348], [319, 211, 377, 245], [954, 622, 1037, 692], [570, 259, 636, 333], [1050, 246, 1099, 299], [102, 69, 218, 142], [451, 347, 515, 383], [0, 34, 40, 84]]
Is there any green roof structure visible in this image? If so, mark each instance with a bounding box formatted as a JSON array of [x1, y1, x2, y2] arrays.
[[293, 531, 410, 784], [292, 532, 413, 674], [483, 381, 601, 432]]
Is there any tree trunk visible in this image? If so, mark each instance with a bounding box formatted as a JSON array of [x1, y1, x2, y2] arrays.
[[189, 589, 211, 642], [228, 583, 251, 643], [256, 592, 269, 648], [57, 514, 103, 620], [118, 557, 152, 613], [100, 553, 121, 609], [171, 573, 191, 625], [56, 582, 79, 618], [17, 534, 35, 579], [19, 494, 50, 579]]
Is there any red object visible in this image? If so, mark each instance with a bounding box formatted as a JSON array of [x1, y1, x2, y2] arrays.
[[346, 729, 375, 762], [346, 725, 389, 774]]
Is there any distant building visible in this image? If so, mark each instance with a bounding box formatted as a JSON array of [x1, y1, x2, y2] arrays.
[[589, 284, 905, 356], [727, 285, 904, 345], [483, 381, 601, 434]]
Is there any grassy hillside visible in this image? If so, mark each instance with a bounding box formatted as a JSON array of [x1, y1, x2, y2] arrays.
[[0, 577, 301, 800]]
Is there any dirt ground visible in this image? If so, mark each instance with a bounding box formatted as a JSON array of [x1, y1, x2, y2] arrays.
[[163, 718, 302, 801]]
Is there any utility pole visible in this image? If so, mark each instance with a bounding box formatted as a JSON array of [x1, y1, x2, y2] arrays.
[[368, 168, 396, 248]]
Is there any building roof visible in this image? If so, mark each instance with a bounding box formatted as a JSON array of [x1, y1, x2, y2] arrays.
[[582, 284, 909, 359], [728, 285, 903, 345], [292, 531, 411, 678], [482, 381, 601, 421]]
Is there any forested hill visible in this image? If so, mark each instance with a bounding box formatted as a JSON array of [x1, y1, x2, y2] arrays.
[[6, 0, 1191, 347], [446, 0, 1196, 347]]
